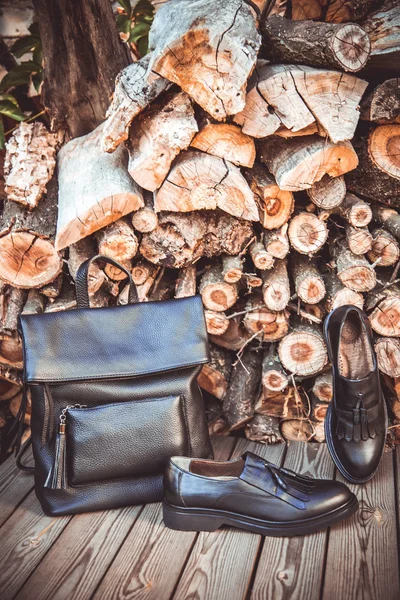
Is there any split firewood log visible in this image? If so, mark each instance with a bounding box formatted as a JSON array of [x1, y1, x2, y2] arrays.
[[101, 53, 171, 153], [263, 225, 289, 259], [39, 274, 63, 299], [261, 15, 370, 72], [288, 212, 328, 255], [331, 239, 376, 292], [96, 219, 138, 263], [345, 224, 373, 255], [307, 175, 346, 210], [367, 280, 400, 337], [204, 310, 230, 336], [250, 241, 275, 270], [131, 259, 157, 286], [278, 320, 328, 376], [375, 337, 400, 378], [0, 286, 26, 337], [243, 296, 290, 341], [361, 79, 400, 125], [154, 150, 258, 221], [147, 0, 261, 120], [191, 123, 255, 168], [245, 414, 283, 444], [21, 289, 46, 316], [291, 0, 380, 22], [174, 265, 197, 299], [367, 228, 400, 267], [311, 396, 328, 430], [346, 134, 400, 206], [222, 347, 262, 430], [199, 265, 239, 312], [244, 163, 294, 229], [360, 0, 400, 70], [261, 345, 289, 393], [128, 91, 198, 192], [197, 345, 232, 400], [4, 122, 59, 209], [221, 255, 244, 284], [333, 193, 372, 227], [68, 237, 106, 296], [44, 280, 77, 313], [368, 125, 400, 181], [258, 136, 358, 191], [140, 210, 253, 267], [56, 123, 144, 250], [324, 270, 364, 311], [312, 372, 333, 403], [0, 177, 63, 288], [209, 314, 250, 352], [131, 191, 158, 234], [275, 123, 321, 138], [0, 365, 22, 387], [262, 259, 290, 311], [291, 254, 326, 304], [255, 386, 303, 420], [281, 419, 313, 442]]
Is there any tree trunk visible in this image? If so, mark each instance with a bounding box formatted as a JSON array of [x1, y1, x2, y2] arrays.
[[33, 0, 130, 139]]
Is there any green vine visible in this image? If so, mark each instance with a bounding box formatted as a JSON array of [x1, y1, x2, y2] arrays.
[[115, 0, 154, 59]]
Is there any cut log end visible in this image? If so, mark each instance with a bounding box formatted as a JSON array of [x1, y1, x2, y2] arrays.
[[278, 327, 327, 376], [331, 24, 371, 72], [369, 124, 400, 180], [370, 297, 400, 337], [288, 213, 328, 255], [368, 229, 400, 267], [375, 337, 400, 378]]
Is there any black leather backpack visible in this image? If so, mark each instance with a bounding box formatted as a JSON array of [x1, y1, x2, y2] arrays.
[[17, 255, 213, 516]]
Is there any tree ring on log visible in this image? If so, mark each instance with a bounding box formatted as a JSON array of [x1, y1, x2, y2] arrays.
[[370, 298, 400, 337], [369, 125, 400, 180], [0, 232, 62, 288], [375, 337, 400, 377], [338, 265, 376, 292], [288, 213, 328, 255], [331, 24, 371, 72], [278, 330, 327, 376]]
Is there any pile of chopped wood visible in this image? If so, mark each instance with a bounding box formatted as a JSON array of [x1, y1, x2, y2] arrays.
[[1, 0, 400, 450]]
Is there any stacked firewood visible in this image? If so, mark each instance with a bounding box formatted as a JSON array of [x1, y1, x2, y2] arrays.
[[1, 0, 400, 450]]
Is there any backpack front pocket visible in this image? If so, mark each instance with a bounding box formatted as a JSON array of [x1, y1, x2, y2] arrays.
[[45, 395, 189, 488]]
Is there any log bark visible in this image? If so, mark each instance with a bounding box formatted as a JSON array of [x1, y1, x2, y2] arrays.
[[197, 345, 232, 400], [204, 310, 230, 336], [222, 347, 262, 430], [372, 206, 400, 240], [21, 289, 46, 316], [307, 175, 346, 209], [209, 315, 250, 351], [0, 177, 62, 288], [291, 254, 326, 304], [375, 337, 400, 377], [361, 78, 400, 124], [288, 212, 328, 255], [261, 15, 370, 72], [324, 270, 364, 311], [128, 91, 198, 192], [131, 191, 158, 233], [154, 150, 258, 221], [199, 265, 238, 312], [360, 0, 400, 71], [147, 0, 261, 120], [243, 296, 289, 341], [101, 53, 171, 153], [262, 345, 289, 392], [175, 265, 197, 298], [367, 228, 400, 267], [244, 163, 294, 229], [278, 320, 328, 376], [191, 123, 255, 168], [245, 414, 283, 444], [346, 135, 400, 206], [68, 237, 106, 296], [291, 0, 381, 22], [258, 136, 358, 191], [140, 210, 253, 267], [221, 255, 244, 284], [4, 123, 59, 209], [331, 239, 376, 292], [334, 193, 372, 227], [345, 224, 373, 255], [263, 225, 289, 259], [250, 241, 275, 270], [0, 287, 27, 336], [33, 0, 130, 139], [312, 372, 333, 403], [262, 258, 290, 311], [55, 123, 144, 251]]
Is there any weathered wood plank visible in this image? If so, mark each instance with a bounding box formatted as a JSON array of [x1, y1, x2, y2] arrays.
[[93, 436, 236, 600], [173, 439, 286, 600], [0, 492, 71, 600], [322, 449, 399, 600], [16, 505, 141, 600], [0, 448, 34, 527], [250, 442, 334, 600]]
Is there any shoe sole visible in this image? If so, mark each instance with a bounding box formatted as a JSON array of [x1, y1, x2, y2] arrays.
[[162, 495, 359, 537], [325, 401, 388, 485]]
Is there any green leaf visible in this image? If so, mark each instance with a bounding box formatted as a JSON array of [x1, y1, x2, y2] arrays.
[[0, 118, 5, 150], [137, 35, 149, 57], [116, 13, 132, 34], [133, 0, 154, 16], [129, 21, 150, 43], [118, 0, 132, 14], [0, 70, 30, 91], [32, 44, 43, 67], [32, 71, 43, 93], [11, 36, 40, 58], [0, 99, 26, 121], [0, 93, 19, 106]]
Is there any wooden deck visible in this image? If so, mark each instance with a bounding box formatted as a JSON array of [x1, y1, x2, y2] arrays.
[[0, 437, 399, 600]]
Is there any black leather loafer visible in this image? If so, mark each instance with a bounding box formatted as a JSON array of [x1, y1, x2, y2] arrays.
[[324, 305, 388, 484], [163, 452, 358, 536]]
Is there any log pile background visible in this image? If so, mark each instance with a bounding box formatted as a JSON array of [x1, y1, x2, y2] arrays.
[[1, 0, 400, 455]]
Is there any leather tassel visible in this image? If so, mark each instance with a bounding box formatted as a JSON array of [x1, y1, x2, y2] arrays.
[[44, 422, 67, 489]]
